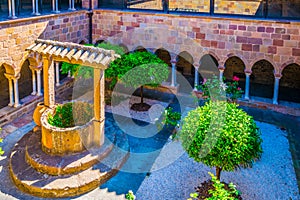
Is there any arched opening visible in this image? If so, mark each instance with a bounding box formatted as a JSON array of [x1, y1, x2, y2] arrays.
[[19, 60, 33, 100], [95, 40, 105, 46], [176, 51, 194, 87], [224, 56, 246, 92], [279, 63, 300, 103], [199, 54, 219, 80], [119, 43, 129, 54], [250, 60, 274, 99], [155, 48, 171, 66], [134, 46, 148, 52], [0, 65, 9, 109]]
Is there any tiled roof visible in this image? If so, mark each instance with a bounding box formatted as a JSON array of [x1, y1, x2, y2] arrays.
[[26, 39, 119, 68]]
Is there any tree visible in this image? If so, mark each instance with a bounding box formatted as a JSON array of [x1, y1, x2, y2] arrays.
[[180, 101, 263, 180], [106, 51, 169, 111]]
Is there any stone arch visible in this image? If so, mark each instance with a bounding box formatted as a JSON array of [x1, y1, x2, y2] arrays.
[[199, 54, 219, 79], [19, 59, 33, 100], [155, 48, 171, 66], [2, 63, 16, 75], [133, 45, 148, 52], [78, 38, 88, 45], [279, 60, 300, 74], [279, 63, 300, 103], [224, 56, 246, 92], [94, 39, 106, 46], [118, 43, 129, 54], [0, 64, 9, 109], [200, 50, 222, 65], [250, 57, 277, 72], [176, 51, 194, 87], [250, 59, 275, 99]]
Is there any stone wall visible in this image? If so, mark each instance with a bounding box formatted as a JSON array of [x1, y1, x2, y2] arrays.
[[92, 10, 300, 76], [0, 10, 89, 75]]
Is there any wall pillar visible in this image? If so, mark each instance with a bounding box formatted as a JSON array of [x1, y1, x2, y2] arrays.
[[43, 56, 55, 107], [273, 76, 281, 105], [12, 74, 21, 108], [36, 68, 42, 96], [93, 68, 105, 146], [30, 67, 37, 95], [194, 63, 199, 90], [244, 71, 251, 100], [55, 62, 60, 87], [4, 74, 14, 107], [171, 60, 177, 87]]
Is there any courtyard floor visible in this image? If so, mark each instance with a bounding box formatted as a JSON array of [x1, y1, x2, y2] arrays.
[[0, 90, 299, 199]]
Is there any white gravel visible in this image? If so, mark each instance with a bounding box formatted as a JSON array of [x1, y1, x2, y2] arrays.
[[135, 121, 300, 200]]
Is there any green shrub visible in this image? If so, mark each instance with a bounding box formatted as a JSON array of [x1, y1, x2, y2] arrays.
[[96, 42, 126, 56], [48, 102, 93, 128], [180, 101, 262, 180]]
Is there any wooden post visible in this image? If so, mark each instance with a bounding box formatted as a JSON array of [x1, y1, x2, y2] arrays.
[[43, 55, 55, 107]]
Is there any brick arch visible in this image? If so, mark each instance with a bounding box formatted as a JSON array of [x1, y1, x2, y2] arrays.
[[250, 58, 277, 73], [78, 38, 88, 44], [2, 63, 16, 75], [154, 48, 171, 66], [176, 51, 194, 77], [199, 50, 221, 65], [224, 56, 246, 80], [279, 60, 300, 74], [222, 52, 249, 69], [198, 54, 219, 78]]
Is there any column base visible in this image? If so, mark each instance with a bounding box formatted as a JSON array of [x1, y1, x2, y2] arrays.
[[13, 103, 21, 108], [8, 103, 14, 107], [68, 8, 76, 11], [31, 92, 37, 95], [37, 92, 43, 96], [8, 16, 17, 19], [272, 100, 278, 105], [55, 83, 60, 87], [32, 12, 41, 16], [52, 10, 60, 13]]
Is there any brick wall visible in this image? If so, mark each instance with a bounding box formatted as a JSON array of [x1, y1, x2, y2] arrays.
[[92, 10, 300, 76], [0, 11, 89, 74]]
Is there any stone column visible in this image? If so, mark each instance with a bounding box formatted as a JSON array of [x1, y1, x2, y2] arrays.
[[32, 0, 35, 14], [43, 56, 55, 107], [93, 68, 105, 146], [194, 64, 200, 90], [272, 75, 281, 105], [36, 68, 42, 96], [171, 60, 177, 87], [31, 68, 37, 95], [244, 71, 251, 100], [55, 62, 60, 87], [12, 74, 21, 108], [68, 0, 76, 10], [32, 0, 41, 15], [8, 0, 17, 18], [218, 66, 225, 82], [52, 0, 60, 13], [4, 73, 14, 107]]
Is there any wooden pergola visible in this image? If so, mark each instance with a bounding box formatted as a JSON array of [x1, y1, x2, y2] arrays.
[[26, 39, 119, 146]]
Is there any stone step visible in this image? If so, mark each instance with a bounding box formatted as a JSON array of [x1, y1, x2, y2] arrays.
[[25, 130, 116, 176], [9, 126, 130, 198]]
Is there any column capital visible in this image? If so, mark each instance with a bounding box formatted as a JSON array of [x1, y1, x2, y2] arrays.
[[4, 73, 20, 80], [193, 63, 200, 68], [171, 59, 177, 64], [275, 73, 282, 79], [218, 65, 225, 71], [244, 69, 252, 75]]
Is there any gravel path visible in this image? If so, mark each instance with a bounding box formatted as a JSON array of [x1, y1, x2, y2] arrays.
[[136, 121, 300, 200]]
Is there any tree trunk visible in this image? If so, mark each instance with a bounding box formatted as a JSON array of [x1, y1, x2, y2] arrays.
[[140, 86, 144, 104], [216, 166, 222, 180]]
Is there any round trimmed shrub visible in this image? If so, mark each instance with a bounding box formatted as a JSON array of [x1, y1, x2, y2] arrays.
[[180, 101, 263, 180]]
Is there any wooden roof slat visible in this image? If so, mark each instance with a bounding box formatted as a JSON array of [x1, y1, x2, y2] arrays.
[[73, 49, 83, 61], [79, 51, 90, 62], [26, 39, 119, 69], [60, 48, 69, 58], [42, 45, 53, 54], [66, 49, 77, 60], [53, 47, 63, 56]]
